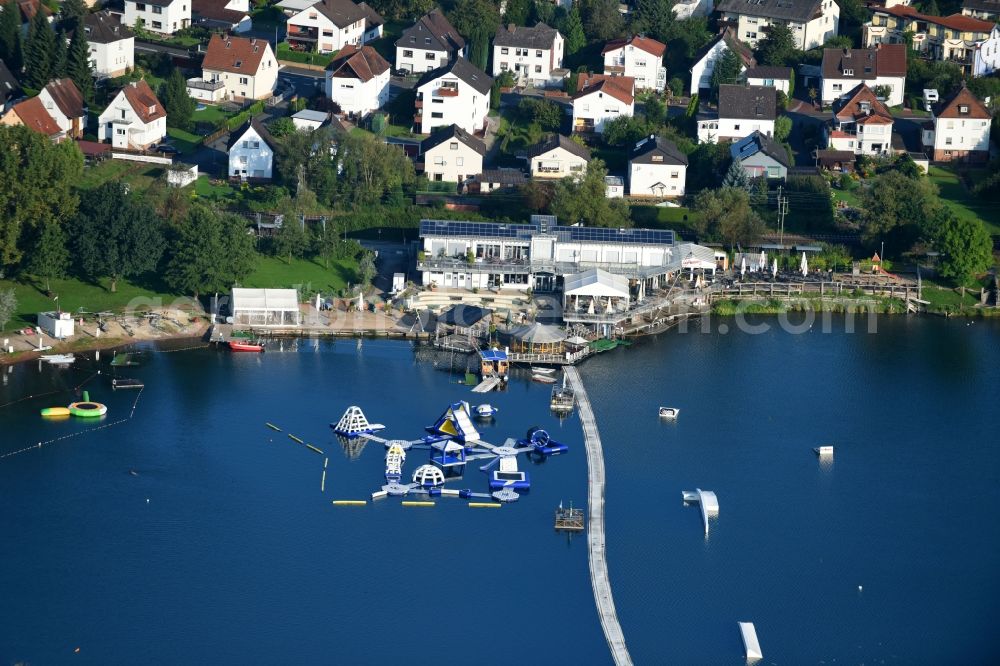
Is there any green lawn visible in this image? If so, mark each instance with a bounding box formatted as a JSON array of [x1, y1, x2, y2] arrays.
[[166, 128, 202, 154], [921, 284, 981, 311], [832, 186, 862, 208], [192, 104, 232, 126], [276, 42, 336, 67], [630, 205, 701, 236], [244, 256, 358, 294], [193, 175, 237, 201], [928, 166, 1000, 235], [0, 275, 182, 332], [77, 161, 165, 193]]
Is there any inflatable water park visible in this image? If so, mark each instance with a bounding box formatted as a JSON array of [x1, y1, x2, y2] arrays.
[[330, 401, 569, 504]]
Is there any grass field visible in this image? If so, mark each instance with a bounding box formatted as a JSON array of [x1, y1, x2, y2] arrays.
[[630, 205, 701, 236], [77, 161, 165, 193], [244, 256, 358, 295], [193, 175, 236, 200], [928, 166, 1000, 235], [192, 105, 232, 126], [166, 128, 202, 154]]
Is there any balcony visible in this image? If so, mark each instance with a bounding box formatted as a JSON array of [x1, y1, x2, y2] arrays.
[[414, 99, 423, 109], [186, 78, 225, 92], [287, 25, 318, 41], [435, 87, 459, 97]]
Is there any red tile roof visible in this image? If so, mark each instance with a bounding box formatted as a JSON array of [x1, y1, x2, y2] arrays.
[[121, 80, 166, 124], [935, 84, 991, 119], [834, 84, 893, 125], [574, 73, 634, 105], [202, 34, 271, 75], [325, 44, 389, 81], [601, 35, 667, 57], [878, 5, 995, 32], [8, 97, 62, 137], [42, 78, 85, 119]]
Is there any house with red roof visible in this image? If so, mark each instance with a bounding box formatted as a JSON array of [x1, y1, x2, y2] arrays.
[[821, 44, 907, 107], [863, 5, 1000, 76], [602, 35, 666, 92], [922, 84, 992, 163], [97, 80, 167, 149], [194, 34, 277, 102], [0, 96, 64, 141], [38, 78, 86, 139], [572, 74, 634, 135], [826, 83, 894, 156]]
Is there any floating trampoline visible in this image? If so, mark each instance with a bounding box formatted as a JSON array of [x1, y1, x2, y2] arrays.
[[68, 401, 108, 418]]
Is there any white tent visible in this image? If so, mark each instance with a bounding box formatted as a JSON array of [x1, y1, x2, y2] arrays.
[[231, 288, 301, 327], [564, 267, 630, 313]]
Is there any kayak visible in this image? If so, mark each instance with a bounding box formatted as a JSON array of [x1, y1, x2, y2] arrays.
[[40, 406, 72, 417]]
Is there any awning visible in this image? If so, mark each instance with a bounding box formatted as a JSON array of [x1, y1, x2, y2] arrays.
[[563, 267, 629, 298]]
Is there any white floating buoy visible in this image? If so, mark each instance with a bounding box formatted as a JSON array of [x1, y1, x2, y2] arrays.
[[146, 498, 150, 503], [858, 585, 863, 591]]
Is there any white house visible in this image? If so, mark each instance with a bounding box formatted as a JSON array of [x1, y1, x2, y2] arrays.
[[98, 80, 167, 149], [84, 10, 134, 79], [395, 9, 465, 74], [715, 0, 839, 51], [358, 2, 383, 42], [602, 35, 666, 92], [526, 134, 590, 179], [415, 58, 492, 135], [864, 6, 1000, 77], [922, 84, 992, 163], [419, 124, 486, 185], [730, 130, 790, 180], [228, 118, 277, 180], [123, 0, 191, 36], [628, 135, 688, 198], [572, 73, 634, 135], [827, 83, 894, 156], [285, 0, 369, 54], [38, 78, 86, 139], [191, 0, 252, 33], [290, 108, 331, 131], [673, 0, 714, 20], [821, 44, 906, 107], [745, 66, 793, 94], [196, 34, 278, 102], [491, 23, 564, 86], [689, 27, 755, 95], [325, 44, 390, 117], [697, 84, 776, 144]]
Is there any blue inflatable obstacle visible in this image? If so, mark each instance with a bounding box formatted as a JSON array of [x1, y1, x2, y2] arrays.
[[517, 427, 568, 456], [488, 456, 530, 492]]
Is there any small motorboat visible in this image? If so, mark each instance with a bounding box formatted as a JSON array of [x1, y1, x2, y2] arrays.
[[814, 445, 834, 457], [228, 340, 264, 352], [532, 367, 556, 375], [40, 354, 75, 364], [658, 406, 679, 420], [111, 377, 144, 390], [474, 404, 499, 418], [532, 373, 556, 384]]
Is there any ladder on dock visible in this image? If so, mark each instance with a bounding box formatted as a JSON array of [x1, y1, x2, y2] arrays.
[[564, 367, 633, 666]]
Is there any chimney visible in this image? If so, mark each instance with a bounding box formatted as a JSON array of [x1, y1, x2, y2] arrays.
[[507, 24, 515, 32]]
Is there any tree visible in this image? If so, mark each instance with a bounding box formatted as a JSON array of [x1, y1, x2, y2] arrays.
[[267, 116, 296, 137], [774, 115, 793, 142], [0, 0, 22, 73], [921, 0, 940, 16], [631, 0, 673, 44], [358, 250, 376, 286], [518, 97, 561, 130], [504, 0, 530, 25], [24, 220, 69, 293], [272, 217, 309, 263], [934, 214, 993, 287], [722, 160, 751, 192], [0, 125, 82, 271], [692, 187, 765, 248], [24, 10, 58, 88], [550, 158, 630, 228], [70, 183, 165, 292], [579, 0, 624, 43], [160, 68, 196, 131], [0, 287, 15, 331], [755, 23, 796, 67], [66, 26, 94, 103], [450, 0, 500, 49], [51, 29, 68, 79], [335, 131, 415, 206], [710, 49, 742, 101], [165, 206, 257, 298], [561, 7, 586, 56], [602, 115, 653, 147], [860, 170, 942, 250], [59, 0, 89, 32]]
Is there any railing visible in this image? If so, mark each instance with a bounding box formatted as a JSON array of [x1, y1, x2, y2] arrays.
[[186, 78, 225, 92]]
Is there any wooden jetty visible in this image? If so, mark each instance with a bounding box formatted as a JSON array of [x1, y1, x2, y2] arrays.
[[554, 503, 584, 531], [564, 367, 632, 666]]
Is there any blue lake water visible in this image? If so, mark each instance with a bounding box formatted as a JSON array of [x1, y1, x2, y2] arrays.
[[1, 316, 998, 664]]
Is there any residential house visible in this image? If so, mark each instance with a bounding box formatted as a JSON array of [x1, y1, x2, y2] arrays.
[[604, 175, 624, 198], [325, 44, 390, 116], [478, 168, 528, 193], [38, 78, 86, 139], [572, 73, 634, 134], [419, 124, 486, 185], [715, 0, 840, 50], [492, 23, 564, 86], [962, 0, 1000, 21], [84, 10, 135, 79], [358, 2, 383, 42], [192, 0, 252, 33], [123, 0, 191, 36], [602, 35, 667, 91], [827, 83, 894, 155], [821, 44, 907, 107], [689, 27, 755, 95], [628, 135, 688, 198], [863, 5, 1000, 76], [395, 9, 465, 74], [290, 108, 331, 131], [228, 118, 277, 179], [526, 134, 590, 179], [0, 59, 22, 113], [97, 80, 166, 149], [414, 58, 492, 135], [922, 84, 992, 162], [673, 0, 714, 20], [0, 97, 63, 141], [697, 84, 776, 144], [745, 65, 793, 94], [730, 130, 790, 179], [285, 0, 369, 54], [195, 34, 278, 102]]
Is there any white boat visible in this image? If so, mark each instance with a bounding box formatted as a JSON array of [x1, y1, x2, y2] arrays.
[[532, 367, 556, 375], [474, 404, 499, 418], [532, 373, 556, 384], [40, 354, 75, 364], [658, 406, 679, 420], [814, 446, 834, 457]]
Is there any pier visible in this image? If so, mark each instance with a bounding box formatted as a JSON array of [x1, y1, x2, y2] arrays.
[[563, 367, 632, 666]]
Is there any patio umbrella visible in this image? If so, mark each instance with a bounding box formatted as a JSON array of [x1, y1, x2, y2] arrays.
[[740, 255, 747, 277], [772, 258, 778, 279], [800, 252, 808, 278], [759, 251, 766, 271], [315, 293, 321, 311], [357, 290, 364, 311], [605, 297, 613, 314], [588, 298, 596, 315]]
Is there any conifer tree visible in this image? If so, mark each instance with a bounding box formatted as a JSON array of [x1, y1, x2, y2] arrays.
[[51, 29, 68, 79], [562, 8, 585, 56], [24, 10, 57, 88], [0, 0, 21, 71], [66, 25, 94, 103]]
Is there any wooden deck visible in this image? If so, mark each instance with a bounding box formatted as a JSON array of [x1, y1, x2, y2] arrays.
[[564, 367, 633, 666]]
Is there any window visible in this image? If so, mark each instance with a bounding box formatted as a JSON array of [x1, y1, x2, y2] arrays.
[[670, 171, 679, 178], [432, 98, 443, 103], [534, 65, 541, 73], [746, 32, 757, 39], [116, 128, 125, 135], [152, 21, 162, 29], [121, 109, 126, 119], [945, 137, 953, 145], [959, 104, 969, 114], [425, 37, 431, 44], [323, 30, 333, 37], [152, 4, 161, 13], [434, 174, 443, 181], [240, 77, 248, 84], [535, 50, 542, 57], [434, 156, 444, 165], [402, 49, 414, 58], [500, 62, 508, 71], [456, 157, 464, 166], [652, 155, 663, 162], [136, 3, 146, 10], [843, 68, 853, 76], [426, 52, 435, 60], [832, 84, 842, 91], [734, 124, 741, 130], [501, 48, 508, 55], [431, 112, 443, 118], [449, 142, 458, 150]]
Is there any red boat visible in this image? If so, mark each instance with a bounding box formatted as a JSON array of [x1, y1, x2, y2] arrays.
[[228, 341, 264, 352]]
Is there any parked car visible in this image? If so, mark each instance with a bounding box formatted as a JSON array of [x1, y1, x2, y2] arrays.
[[153, 144, 179, 155]]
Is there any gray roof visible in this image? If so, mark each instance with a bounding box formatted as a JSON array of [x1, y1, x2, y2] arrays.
[[421, 124, 486, 156], [227, 117, 277, 151], [963, 0, 1000, 11], [439, 304, 491, 326], [480, 168, 527, 185], [629, 135, 688, 166], [494, 23, 560, 50], [745, 65, 792, 80], [511, 322, 567, 344], [730, 130, 789, 167], [396, 8, 465, 54], [292, 109, 331, 123], [718, 84, 777, 120], [417, 57, 492, 95], [0, 59, 21, 108], [527, 134, 591, 161], [716, 0, 825, 22], [311, 0, 367, 29], [84, 10, 134, 43]]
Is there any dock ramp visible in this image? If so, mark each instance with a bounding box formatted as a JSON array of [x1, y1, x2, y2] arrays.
[[471, 376, 502, 393]]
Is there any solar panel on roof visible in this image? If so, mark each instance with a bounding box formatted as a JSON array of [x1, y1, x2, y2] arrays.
[[420, 220, 675, 245]]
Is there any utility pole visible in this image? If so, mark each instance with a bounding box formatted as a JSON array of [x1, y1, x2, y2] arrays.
[[776, 185, 788, 247]]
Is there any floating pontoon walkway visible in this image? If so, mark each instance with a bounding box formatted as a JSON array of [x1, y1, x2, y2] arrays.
[[471, 376, 502, 393], [563, 367, 632, 666]]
